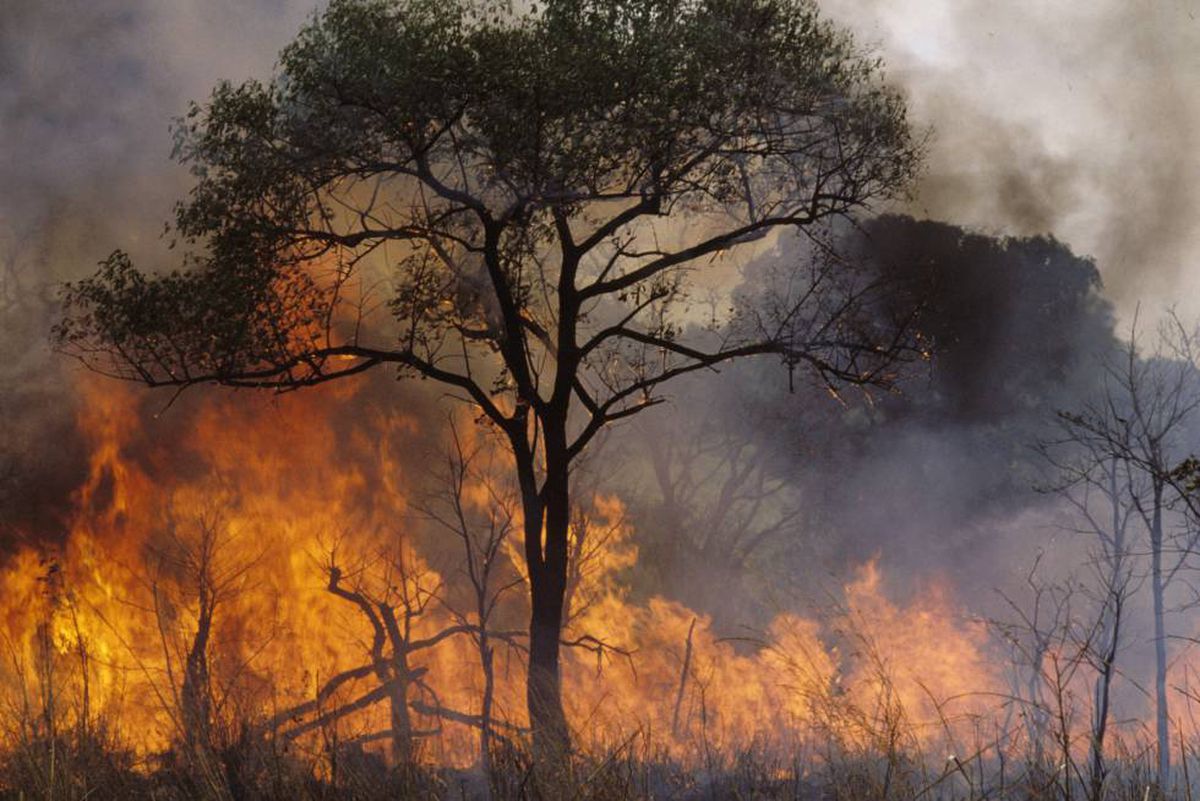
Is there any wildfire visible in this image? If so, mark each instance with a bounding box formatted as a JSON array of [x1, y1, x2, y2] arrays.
[[0, 371, 1009, 771]]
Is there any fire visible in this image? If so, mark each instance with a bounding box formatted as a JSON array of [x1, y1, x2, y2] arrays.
[[558, 556, 1004, 763], [839, 561, 1002, 735], [0, 371, 1008, 772]]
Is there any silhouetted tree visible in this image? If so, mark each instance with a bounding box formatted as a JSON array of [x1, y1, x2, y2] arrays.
[[147, 508, 262, 794], [270, 538, 464, 763], [622, 394, 808, 628], [419, 422, 527, 781], [1033, 441, 1140, 800], [56, 0, 920, 763]]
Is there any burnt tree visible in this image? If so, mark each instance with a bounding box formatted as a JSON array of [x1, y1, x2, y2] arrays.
[[271, 540, 463, 762], [147, 509, 260, 786], [1051, 311, 1200, 790], [1038, 436, 1140, 798]]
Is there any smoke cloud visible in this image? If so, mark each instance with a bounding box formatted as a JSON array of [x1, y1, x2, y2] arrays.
[[0, 0, 314, 545], [821, 0, 1200, 323]]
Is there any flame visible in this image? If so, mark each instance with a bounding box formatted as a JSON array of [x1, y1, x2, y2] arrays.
[[0, 372, 1013, 773]]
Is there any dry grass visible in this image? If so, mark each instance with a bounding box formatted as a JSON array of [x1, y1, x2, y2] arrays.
[[0, 714, 1190, 801]]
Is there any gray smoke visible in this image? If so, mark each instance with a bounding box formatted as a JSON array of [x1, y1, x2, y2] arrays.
[[0, 0, 314, 545], [820, 0, 1200, 322]]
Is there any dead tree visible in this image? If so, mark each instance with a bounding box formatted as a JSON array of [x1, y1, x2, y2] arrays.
[[557, 491, 638, 678], [625, 390, 806, 623], [147, 508, 261, 790], [270, 538, 486, 764], [1077, 474, 1138, 801], [1038, 434, 1143, 800], [995, 568, 1104, 801], [995, 558, 1061, 774], [1051, 310, 1200, 788], [418, 421, 527, 779], [316, 544, 436, 761]]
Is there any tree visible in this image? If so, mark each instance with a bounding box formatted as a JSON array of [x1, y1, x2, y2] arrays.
[[55, 0, 920, 762], [1032, 441, 1141, 800], [1052, 312, 1200, 790], [145, 506, 264, 795], [620, 379, 809, 629], [418, 421, 528, 781], [994, 564, 1108, 801], [291, 539, 448, 763]]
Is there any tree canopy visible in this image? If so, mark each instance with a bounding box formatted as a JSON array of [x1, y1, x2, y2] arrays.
[[58, 0, 918, 419]]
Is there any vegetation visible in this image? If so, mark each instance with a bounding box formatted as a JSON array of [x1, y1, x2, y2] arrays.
[[12, 0, 1198, 798], [55, 0, 920, 766], [4, 594, 1200, 801]]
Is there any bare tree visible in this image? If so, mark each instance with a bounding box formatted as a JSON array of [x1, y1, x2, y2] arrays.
[[418, 421, 527, 780], [1036, 440, 1142, 800], [144, 507, 264, 796], [623, 384, 806, 623], [56, 0, 921, 762], [1078, 487, 1138, 801], [995, 558, 1062, 778], [1050, 310, 1200, 789], [995, 565, 1108, 801], [270, 538, 459, 763]]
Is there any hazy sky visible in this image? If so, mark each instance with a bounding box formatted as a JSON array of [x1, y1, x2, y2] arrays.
[[3, 0, 1197, 326]]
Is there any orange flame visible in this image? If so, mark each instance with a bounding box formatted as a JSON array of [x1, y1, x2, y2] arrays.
[[0, 373, 1012, 772]]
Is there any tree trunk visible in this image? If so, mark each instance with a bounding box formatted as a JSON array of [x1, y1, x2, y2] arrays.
[[388, 662, 413, 764], [1151, 485, 1171, 790], [1090, 467, 1126, 801], [522, 421, 572, 780], [182, 600, 213, 757], [478, 633, 494, 783], [526, 522, 569, 766], [1089, 594, 1121, 801]]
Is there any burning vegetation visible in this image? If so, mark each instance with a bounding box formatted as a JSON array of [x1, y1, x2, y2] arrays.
[[3, 0, 1200, 799], [0, 372, 1011, 796], [8, 325, 1200, 800]]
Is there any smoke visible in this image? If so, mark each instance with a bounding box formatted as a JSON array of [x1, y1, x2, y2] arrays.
[[608, 217, 1122, 623], [819, 0, 1200, 323], [0, 0, 317, 248], [0, 1, 317, 546]]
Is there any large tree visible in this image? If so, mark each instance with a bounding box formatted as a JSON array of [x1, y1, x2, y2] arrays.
[[56, 0, 919, 762]]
